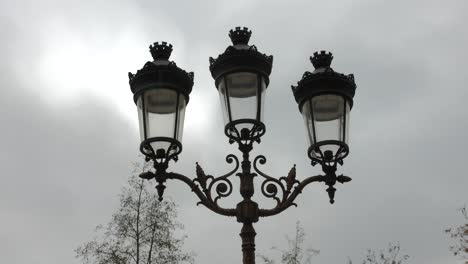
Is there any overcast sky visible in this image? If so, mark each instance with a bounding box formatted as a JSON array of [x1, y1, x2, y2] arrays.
[[1, 0, 467, 263]]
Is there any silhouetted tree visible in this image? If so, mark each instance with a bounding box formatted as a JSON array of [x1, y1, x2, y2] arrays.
[[347, 243, 409, 264], [445, 206, 468, 264], [258, 221, 320, 264], [75, 162, 194, 264]]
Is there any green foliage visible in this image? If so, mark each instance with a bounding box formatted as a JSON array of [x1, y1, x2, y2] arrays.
[[445, 206, 468, 263], [258, 221, 320, 264], [75, 162, 194, 264]]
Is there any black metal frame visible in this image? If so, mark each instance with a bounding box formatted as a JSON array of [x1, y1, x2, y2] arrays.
[[224, 119, 266, 145], [128, 28, 357, 264], [140, 137, 182, 161], [140, 137, 352, 264], [308, 140, 349, 165]]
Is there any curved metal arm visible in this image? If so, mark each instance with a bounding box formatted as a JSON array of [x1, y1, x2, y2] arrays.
[[254, 155, 352, 218], [259, 175, 325, 217], [166, 172, 236, 217], [145, 154, 238, 218], [142, 154, 239, 217]]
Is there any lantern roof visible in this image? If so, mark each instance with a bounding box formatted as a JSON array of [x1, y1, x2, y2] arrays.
[[291, 51, 356, 110], [209, 27, 273, 86], [128, 42, 194, 103]]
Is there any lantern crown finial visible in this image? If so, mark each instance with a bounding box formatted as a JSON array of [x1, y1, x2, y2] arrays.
[[150, 42, 173, 61], [310, 51, 333, 69], [229, 27, 252, 46]]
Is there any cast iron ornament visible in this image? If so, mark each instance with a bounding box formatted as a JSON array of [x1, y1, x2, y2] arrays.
[[209, 27, 273, 86], [128, 42, 194, 103], [128, 28, 356, 264], [291, 50, 356, 110]]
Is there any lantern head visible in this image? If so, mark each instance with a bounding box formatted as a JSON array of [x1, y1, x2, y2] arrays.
[[209, 27, 273, 144], [292, 51, 356, 165], [129, 42, 194, 162]]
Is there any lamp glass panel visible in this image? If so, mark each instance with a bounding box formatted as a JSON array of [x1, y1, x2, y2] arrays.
[[217, 72, 265, 131], [136, 88, 181, 153], [301, 100, 314, 147], [259, 85, 266, 122], [175, 96, 186, 141], [218, 80, 229, 126], [137, 98, 145, 142], [301, 94, 350, 156]]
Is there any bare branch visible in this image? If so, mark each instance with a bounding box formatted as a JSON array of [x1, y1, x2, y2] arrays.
[[446, 205, 468, 262], [258, 221, 319, 264], [75, 161, 194, 264]]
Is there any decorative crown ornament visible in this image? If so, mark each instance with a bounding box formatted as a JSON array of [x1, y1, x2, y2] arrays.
[[150, 42, 173, 61], [310, 50, 333, 69], [229, 27, 252, 45]]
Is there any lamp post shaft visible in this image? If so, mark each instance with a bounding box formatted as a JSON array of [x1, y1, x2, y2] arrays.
[[237, 145, 259, 263], [240, 146, 254, 199], [240, 223, 257, 264]]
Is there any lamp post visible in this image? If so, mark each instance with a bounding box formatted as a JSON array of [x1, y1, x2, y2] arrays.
[[128, 27, 357, 264]]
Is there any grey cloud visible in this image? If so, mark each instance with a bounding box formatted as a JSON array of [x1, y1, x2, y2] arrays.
[[1, 0, 467, 264]]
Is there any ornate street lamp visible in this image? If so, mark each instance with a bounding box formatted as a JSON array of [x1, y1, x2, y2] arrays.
[[292, 51, 356, 165], [127, 27, 357, 264], [128, 42, 194, 197], [209, 27, 272, 147], [292, 51, 356, 203]]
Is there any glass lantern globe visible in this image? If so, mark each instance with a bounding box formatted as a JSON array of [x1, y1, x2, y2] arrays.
[[136, 88, 186, 158], [129, 42, 194, 161], [292, 51, 356, 164], [209, 27, 273, 143]]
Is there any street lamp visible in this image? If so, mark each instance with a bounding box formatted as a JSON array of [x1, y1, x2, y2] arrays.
[[292, 51, 356, 166], [128, 27, 357, 264], [128, 41, 194, 197], [209, 27, 272, 146]]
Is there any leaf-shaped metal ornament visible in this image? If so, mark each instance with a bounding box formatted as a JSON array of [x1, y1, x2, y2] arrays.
[[195, 162, 208, 189], [285, 165, 297, 191]]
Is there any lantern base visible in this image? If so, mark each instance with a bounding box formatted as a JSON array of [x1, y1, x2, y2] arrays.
[[224, 119, 265, 145], [140, 137, 182, 162], [308, 140, 349, 165]]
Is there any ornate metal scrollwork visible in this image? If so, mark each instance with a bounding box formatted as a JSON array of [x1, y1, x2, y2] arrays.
[[143, 149, 352, 219], [141, 153, 240, 217], [252, 154, 353, 217], [224, 119, 266, 147], [253, 155, 296, 206], [193, 154, 239, 206]]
